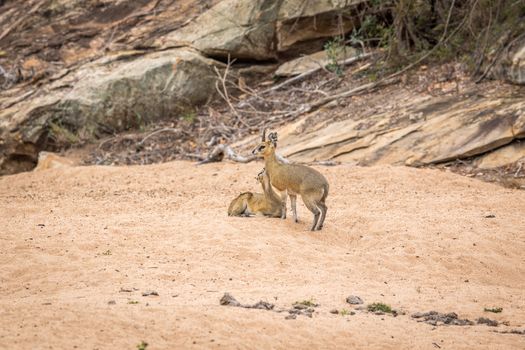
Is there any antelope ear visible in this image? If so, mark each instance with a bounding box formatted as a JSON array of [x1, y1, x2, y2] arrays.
[[261, 128, 267, 142], [268, 132, 278, 146]]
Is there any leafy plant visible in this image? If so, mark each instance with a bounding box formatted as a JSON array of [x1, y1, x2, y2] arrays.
[[294, 298, 319, 307], [324, 36, 346, 76], [351, 15, 392, 48], [133, 111, 150, 132], [484, 307, 503, 313], [137, 341, 148, 350], [48, 121, 79, 145], [128, 300, 139, 305], [181, 109, 196, 122], [367, 302, 393, 313]]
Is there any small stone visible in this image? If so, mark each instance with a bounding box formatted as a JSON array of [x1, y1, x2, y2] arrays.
[[285, 314, 297, 320], [477, 317, 498, 327], [346, 295, 363, 305], [330, 309, 339, 314], [220, 293, 241, 307], [142, 290, 159, 297], [249, 301, 274, 310], [107, 300, 116, 305]]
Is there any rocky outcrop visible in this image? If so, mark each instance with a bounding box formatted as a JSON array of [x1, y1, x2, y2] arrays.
[[0, 48, 220, 175], [1, 0, 523, 176], [157, 0, 285, 61], [271, 91, 525, 168], [1, 0, 371, 175], [157, 0, 366, 60]]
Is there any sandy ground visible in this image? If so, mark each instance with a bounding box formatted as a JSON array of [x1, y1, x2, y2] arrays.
[[1, 161, 524, 349]]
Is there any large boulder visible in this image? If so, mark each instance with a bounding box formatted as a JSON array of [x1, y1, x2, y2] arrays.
[[0, 48, 219, 175], [156, 0, 367, 60], [475, 142, 525, 169], [156, 0, 285, 61], [269, 91, 525, 167]]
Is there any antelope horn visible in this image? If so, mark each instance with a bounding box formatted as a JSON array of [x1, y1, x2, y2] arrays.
[[261, 128, 267, 142]]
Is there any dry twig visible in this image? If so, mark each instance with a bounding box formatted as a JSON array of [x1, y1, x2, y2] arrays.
[[138, 127, 182, 145], [197, 144, 257, 165], [213, 56, 252, 129], [263, 52, 376, 93]]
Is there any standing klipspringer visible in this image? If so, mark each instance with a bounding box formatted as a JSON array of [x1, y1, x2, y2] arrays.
[[252, 130, 329, 231]]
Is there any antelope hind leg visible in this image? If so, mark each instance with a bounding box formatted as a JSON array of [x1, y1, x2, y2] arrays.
[[289, 194, 298, 223], [302, 197, 320, 231], [315, 202, 327, 230]]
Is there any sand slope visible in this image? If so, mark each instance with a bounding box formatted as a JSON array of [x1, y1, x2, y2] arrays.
[[1, 161, 524, 349]]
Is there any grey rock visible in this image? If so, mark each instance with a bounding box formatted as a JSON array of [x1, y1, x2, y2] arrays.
[[346, 295, 364, 305], [142, 290, 159, 297], [412, 310, 474, 326], [477, 317, 498, 327], [250, 301, 275, 310], [0, 48, 219, 175], [220, 293, 241, 307]]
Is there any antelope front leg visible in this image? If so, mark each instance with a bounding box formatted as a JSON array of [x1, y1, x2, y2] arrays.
[[289, 194, 298, 223], [280, 191, 288, 219]]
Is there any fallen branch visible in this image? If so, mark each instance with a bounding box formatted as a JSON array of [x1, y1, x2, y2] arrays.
[[263, 52, 376, 94], [196, 144, 290, 165], [197, 144, 256, 165], [138, 127, 181, 145]]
